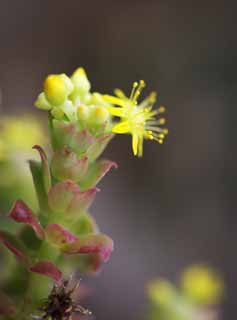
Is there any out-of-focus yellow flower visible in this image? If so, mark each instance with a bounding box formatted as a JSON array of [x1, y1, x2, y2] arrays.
[[0, 116, 45, 160], [104, 80, 168, 157], [180, 264, 224, 305], [148, 278, 177, 306]]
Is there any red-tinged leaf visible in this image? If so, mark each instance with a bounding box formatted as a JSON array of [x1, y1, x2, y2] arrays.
[[0, 230, 29, 265], [51, 147, 89, 182], [67, 187, 99, 215], [33, 145, 52, 193], [62, 234, 114, 263], [52, 121, 95, 154], [48, 180, 99, 217], [45, 224, 77, 247], [87, 134, 114, 161], [29, 261, 62, 282], [48, 180, 80, 214], [9, 200, 45, 239], [80, 160, 118, 189]]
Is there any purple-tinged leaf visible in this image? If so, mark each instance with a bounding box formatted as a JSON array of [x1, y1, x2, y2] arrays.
[[9, 200, 45, 239], [29, 261, 62, 282]]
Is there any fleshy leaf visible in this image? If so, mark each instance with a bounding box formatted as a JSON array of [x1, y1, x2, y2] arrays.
[[29, 261, 62, 282], [33, 145, 51, 193], [71, 213, 98, 235], [80, 160, 118, 189], [51, 147, 88, 182], [9, 200, 45, 239], [52, 121, 95, 155], [67, 187, 99, 215], [0, 230, 29, 265], [29, 159, 49, 212], [72, 253, 105, 274], [87, 134, 114, 161], [45, 224, 77, 247], [62, 233, 114, 262], [48, 180, 99, 217]]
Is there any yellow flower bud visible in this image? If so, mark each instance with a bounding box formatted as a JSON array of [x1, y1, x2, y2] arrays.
[[44, 74, 69, 106], [91, 106, 110, 124], [77, 105, 90, 122], [71, 67, 91, 94]]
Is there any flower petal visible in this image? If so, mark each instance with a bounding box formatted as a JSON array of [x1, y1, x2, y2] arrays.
[[0, 230, 29, 265], [103, 95, 126, 107], [80, 160, 118, 189], [9, 200, 45, 239], [29, 261, 62, 282], [62, 234, 114, 263], [112, 121, 130, 134], [45, 224, 77, 247], [132, 133, 139, 156], [106, 106, 124, 117]]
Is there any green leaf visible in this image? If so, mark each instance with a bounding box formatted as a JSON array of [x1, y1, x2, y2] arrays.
[[29, 160, 49, 214]]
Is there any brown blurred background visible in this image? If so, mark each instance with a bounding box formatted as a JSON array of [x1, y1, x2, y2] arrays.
[[1, 0, 237, 319]]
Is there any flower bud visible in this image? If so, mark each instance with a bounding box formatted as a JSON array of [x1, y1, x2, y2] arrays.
[[90, 106, 110, 125], [71, 68, 91, 95], [35, 92, 52, 110], [77, 105, 90, 122], [44, 74, 73, 106]]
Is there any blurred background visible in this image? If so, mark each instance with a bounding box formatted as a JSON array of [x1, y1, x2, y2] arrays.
[[0, 0, 237, 319]]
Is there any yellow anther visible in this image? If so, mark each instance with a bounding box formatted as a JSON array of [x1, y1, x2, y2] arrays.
[[139, 80, 146, 88], [158, 106, 166, 113], [148, 92, 157, 103], [130, 82, 138, 100], [163, 128, 169, 135], [158, 118, 166, 125]]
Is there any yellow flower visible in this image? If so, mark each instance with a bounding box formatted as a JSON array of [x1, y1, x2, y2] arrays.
[[103, 80, 168, 157], [180, 264, 224, 305]]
